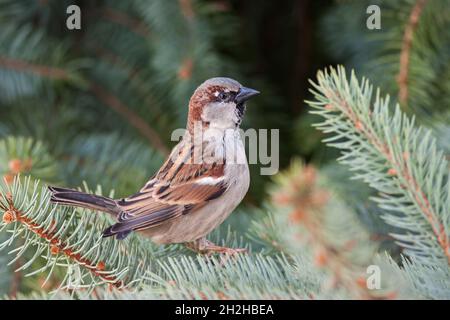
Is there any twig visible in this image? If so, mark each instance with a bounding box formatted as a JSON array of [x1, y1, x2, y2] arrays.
[[179, 0, 195, 20], [0, 55, 169, 155], [1, 192, 123, 289], [334, 94, 450, 264], [291, 0, 312, 114], [88, 42, 161, 117], [0, 56, 70, 80], [397, 0, 429, 106], [90, 83, 169, 155], [273, 166, 382, 299], [101, 7, 151, 38]]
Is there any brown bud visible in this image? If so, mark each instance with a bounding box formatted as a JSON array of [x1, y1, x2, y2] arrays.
[[272, 193, 291, 205], [179, 0, 194, 20], [216, 291, 229, 300], [199, 291, 208, 300], [387, 168, 397, 176], [355, 121, 364, 131], [314, 249, 328, 267], [178, 58, 193, 80], [356, 276, 367, 288], [50, 245, 60, 255], [8, 159, 22, 174], [289, 209, 306, 223], [2, 210, 15, 224], [96, 261, 106, 271], [3, 174, 14, 185]]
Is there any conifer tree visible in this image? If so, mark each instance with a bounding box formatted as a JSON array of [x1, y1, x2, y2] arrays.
[[0, 0, 448, 299]]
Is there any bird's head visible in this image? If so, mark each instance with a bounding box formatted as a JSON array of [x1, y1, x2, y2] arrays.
[[187, 77, 259, 132]]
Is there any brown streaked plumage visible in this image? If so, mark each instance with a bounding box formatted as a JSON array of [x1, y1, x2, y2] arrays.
[[49, 77, 259, 254]]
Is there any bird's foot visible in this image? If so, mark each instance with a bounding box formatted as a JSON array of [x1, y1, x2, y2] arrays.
[[186, 238, 248, 257]]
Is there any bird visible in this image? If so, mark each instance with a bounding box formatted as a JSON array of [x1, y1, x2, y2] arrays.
[[48, 77, 259, 255]]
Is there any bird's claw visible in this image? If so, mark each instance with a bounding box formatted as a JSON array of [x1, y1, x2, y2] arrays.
[[186, 238, 248, 265]]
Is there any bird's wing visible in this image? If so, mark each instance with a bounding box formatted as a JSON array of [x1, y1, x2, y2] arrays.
[[106, 143, 227, 235]]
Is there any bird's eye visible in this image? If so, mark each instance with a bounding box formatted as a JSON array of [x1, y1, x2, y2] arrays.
[[218, 92, 228, 101]]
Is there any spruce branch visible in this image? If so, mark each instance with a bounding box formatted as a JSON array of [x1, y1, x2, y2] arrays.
[[307, 66, 450, 267], [100, 7, 151, 38], [21, 253, 325, 300], [89, 83, 169, 156], [0, 56, 71, 81], [0, 185, 122, 289], [0, 53, 169, 155], [0, 136, 59, 185], [0, 177, 159, 294], [144, 253, 323, 300], [0, 23, 86, 95], [88, 42, 164, 125], [269, 160, 392, 299], [320, 0, 450, 116], [397, 0, 429, 105]]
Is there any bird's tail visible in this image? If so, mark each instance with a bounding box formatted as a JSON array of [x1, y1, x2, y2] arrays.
[[48, 186, 120, 216]]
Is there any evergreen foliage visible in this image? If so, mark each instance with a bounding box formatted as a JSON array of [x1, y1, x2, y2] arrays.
[[0, 0, 448, 300], [307, 66, 449, 298], [320, 0, 450, 118]]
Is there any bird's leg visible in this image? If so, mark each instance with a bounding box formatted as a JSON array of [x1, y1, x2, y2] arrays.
[[185, 237, 248, 256]]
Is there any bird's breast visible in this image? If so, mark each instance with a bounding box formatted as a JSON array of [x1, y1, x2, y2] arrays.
[[150, 132, 250, 244]]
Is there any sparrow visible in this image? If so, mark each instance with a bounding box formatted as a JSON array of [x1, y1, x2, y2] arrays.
[[48, 77, 259, 255]]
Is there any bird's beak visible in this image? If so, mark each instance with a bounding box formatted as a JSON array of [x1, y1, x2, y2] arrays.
[[235, 86, 260, 104]]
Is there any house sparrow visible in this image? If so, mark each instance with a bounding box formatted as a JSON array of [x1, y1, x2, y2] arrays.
[[49, 77, 259, 255]]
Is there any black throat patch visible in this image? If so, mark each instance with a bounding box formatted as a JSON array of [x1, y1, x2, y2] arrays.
[[235, 103, 246, 126]]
